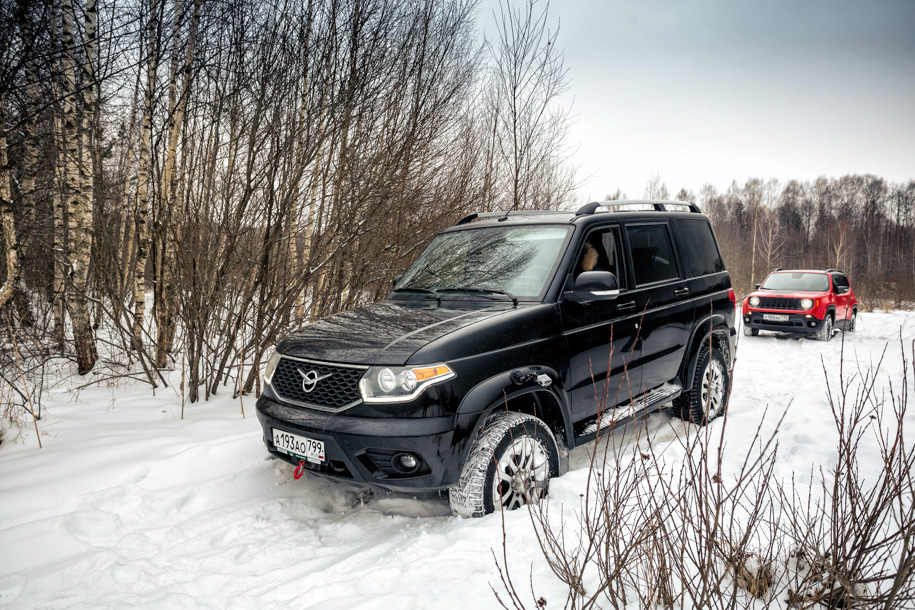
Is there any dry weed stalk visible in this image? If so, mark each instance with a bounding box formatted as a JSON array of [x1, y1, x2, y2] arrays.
[[494, 334, 915, 609]]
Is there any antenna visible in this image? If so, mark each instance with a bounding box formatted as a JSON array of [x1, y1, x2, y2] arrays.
[[500, 200, 520, 221]]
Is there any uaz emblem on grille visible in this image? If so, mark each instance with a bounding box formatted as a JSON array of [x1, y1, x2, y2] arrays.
[[298, 368, 332, 393]]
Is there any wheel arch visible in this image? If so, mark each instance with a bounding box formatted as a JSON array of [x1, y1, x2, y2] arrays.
[[447, 367, 573, 484], [681, 314, 732, 393]]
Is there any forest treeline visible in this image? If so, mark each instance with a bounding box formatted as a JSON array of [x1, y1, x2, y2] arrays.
[[0, 0, 575, 400], [669, 175, 915, 305], [0, 0, 913, 407]]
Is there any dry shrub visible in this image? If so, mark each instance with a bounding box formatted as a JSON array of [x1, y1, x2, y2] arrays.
[[494, 338, 915, 609]]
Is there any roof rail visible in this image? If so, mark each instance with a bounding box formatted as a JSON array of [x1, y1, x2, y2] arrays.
[[575, 200, 702, 216], [825, 268, 843, 274], [456, 210, 562, 225]]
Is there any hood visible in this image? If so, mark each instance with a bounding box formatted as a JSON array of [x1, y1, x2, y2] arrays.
[[749, 289, 825, 300], [275, 300, 521, 365]]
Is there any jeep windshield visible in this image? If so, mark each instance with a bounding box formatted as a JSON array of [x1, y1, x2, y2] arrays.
[[393, 226, 571, 301], [760, 272, 829, 292]]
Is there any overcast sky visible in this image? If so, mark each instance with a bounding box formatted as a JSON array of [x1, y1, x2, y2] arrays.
[[478, 0, 915, 203]]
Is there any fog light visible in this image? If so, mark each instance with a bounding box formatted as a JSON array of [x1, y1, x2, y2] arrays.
[[809, 321, 816, 327], [392, 452, 420, 474], [744, 316, 750, 323]]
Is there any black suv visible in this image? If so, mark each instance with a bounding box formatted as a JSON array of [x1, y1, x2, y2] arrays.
[[257, 201, 737, 517]]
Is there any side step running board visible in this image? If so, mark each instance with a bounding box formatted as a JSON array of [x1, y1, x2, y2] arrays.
[[575, 382, 682, 440]]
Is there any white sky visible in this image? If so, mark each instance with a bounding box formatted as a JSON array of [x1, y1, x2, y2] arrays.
[[477, 0, 915, 202]]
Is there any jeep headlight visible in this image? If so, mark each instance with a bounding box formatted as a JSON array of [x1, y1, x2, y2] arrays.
[[800, 298, 814, 310], [749, 296, 760, 307], [359, 364, 455, 403], [264, 350, 282, 384]]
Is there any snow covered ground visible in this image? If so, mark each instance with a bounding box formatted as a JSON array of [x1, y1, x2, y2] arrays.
[[1, 311, 913, 609]]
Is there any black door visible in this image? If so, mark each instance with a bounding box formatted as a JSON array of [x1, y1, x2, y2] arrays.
[[560, 226, 642, 423], [623, 222, 695, 394]]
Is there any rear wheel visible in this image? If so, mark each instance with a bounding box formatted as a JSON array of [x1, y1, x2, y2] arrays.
[[674, 345, 729, 426], [815, 314, 834, 341], [449, 412, 559, 518], [846, 311, 856, 333]]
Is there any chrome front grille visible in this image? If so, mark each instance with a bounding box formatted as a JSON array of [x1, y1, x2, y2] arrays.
[[270, 357, 366, 412]]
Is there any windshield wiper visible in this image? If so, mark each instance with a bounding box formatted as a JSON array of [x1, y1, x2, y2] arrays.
[[438, 287, 518, 306], [392, 287, 440, 303]]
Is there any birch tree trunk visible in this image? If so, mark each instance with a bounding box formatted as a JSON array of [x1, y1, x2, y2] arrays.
[[61, 0, 98, 373], [0, 94, 24, 315], [133, 0, 160, 349], [156, 0, 199, 368], [51, 0, 65, 351]]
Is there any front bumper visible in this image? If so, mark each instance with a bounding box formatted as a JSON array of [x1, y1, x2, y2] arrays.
[[256, 396, 477, 492], [742, 311, 825, 334]]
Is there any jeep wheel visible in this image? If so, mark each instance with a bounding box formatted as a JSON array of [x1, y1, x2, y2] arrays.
[[674, 345, 729, 426], [846, 311, 856, 333], [815, 315, 833, 341], [449, 412, 559, 518], [742, 326, 758, 337]]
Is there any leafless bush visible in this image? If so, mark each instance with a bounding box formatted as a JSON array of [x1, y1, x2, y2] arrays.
[[495, 339, 915, 609]]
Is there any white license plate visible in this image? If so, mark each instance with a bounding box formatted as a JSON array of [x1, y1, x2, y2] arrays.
[[763, 313, 789, 322], [272, 429, 325, 463]]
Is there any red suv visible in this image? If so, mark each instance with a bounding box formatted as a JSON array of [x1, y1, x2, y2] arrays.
[[741, 269, 857, 341]]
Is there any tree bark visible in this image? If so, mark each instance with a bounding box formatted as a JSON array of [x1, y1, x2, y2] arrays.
[[156, 0, 199, 368], [0, 94, 24, 315], [61, 0, 98, 373], [133, 0, 160, 349]]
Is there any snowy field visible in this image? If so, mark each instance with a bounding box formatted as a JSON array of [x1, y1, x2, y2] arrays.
[[1, 310, 913, 609]]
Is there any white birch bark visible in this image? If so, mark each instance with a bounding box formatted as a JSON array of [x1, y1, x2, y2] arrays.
[[132, 0, 160, 349]]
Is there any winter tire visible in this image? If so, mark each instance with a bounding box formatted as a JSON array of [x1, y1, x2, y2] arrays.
[[846, 311, 856, 333], [674, 344, 729, 426], [743, 326, 758, 337], [815, 314, 833, 341], [449, 412, 559, 518]]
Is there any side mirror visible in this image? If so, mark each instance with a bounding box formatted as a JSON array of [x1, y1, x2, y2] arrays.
[[573, 271, 620, 298], [754, 284, 761, 290], [836, 285, 849, 294]]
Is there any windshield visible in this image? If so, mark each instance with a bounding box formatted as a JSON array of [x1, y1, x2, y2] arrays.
[[394, 226, 571, 300], [760, 272, 829, 292]]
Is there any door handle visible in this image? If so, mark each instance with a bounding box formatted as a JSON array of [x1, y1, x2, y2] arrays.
[[674, 287, 690, 297], [617, 301, 636, 311]]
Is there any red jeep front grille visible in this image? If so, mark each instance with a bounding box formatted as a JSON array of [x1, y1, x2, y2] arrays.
[[757, 296, 801, 310]]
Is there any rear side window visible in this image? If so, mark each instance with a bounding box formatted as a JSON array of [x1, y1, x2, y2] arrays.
[[677, 218, 724, 277], [626, 224, 679, 285]]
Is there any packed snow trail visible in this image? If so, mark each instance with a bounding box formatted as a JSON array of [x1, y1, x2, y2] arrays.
[[1, 311, 912, 608]]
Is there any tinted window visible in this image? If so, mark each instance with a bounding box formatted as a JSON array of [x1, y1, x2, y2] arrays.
[[626, 224, 679, 285], [677, 218, 725, 277], [577, 227, 626, 288]]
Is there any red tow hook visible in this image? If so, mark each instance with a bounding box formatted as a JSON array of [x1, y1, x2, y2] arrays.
[[293, 459, 307, 480]]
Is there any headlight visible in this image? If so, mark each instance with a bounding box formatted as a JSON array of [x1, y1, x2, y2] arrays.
[[264, 350, 282, 384], [749, 296, 760, 307], [800, 298, 814, 310], [359, 364, 455, 403]]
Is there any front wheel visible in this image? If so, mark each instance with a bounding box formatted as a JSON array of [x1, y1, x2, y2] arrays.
[[815, 315, 834, 341], [449, 412, 559, 518], [674, 344, 730, 426]]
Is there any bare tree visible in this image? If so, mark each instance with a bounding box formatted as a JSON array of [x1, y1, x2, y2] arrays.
[[487, 0, 575, 210], [643, 172, 669, 200]]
